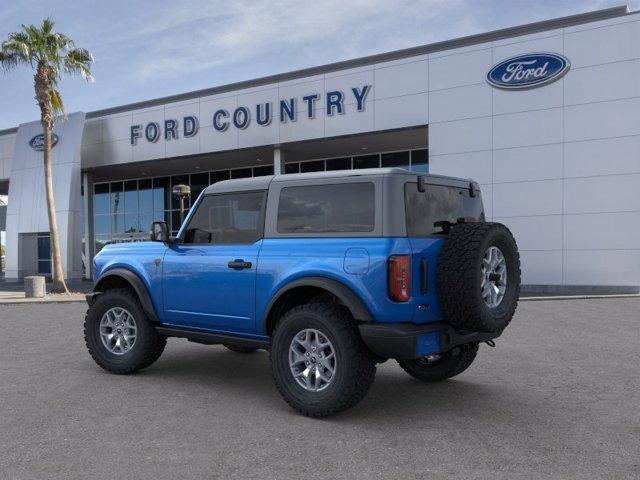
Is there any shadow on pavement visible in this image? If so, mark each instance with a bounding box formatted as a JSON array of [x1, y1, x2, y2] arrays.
[[118, 343, 528, 421]]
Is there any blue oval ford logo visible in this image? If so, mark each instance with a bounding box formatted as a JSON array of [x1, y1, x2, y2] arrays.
[[29, 133, 59, 151], [487, 53, 570, 90]]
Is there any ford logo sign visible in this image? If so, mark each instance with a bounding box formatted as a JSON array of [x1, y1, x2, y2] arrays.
[[29, 133, 59, 151], [487, 53, 570, 90]]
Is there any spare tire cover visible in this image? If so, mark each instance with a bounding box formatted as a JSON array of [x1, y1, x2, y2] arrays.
[[436, 222, 521, 333]]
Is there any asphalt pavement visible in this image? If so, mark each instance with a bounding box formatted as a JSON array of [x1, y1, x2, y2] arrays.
[[0, 298, 638, 479]]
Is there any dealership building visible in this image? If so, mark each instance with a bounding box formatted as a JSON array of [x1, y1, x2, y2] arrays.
[[0, 5, 638, 293]]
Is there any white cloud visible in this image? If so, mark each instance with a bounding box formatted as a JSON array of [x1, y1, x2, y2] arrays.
[[96, 0, 474, 81]]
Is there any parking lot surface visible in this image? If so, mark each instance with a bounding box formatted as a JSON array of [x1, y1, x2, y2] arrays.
[[1, 298, 638, 479]]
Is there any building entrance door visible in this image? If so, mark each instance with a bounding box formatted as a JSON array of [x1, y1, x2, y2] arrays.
[[37, 233, 51, 276]]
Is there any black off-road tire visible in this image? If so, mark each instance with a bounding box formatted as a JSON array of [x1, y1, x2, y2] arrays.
[[270, 302, 376, 418], [84, 288, 166, 374], [397, 343, 479, 382], [223, 344, 259, 354], [436, 222, 520, 333]]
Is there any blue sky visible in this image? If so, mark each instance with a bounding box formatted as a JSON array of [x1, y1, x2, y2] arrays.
[[0, 0, 638, 130]]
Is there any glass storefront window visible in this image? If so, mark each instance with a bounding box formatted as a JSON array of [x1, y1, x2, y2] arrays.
[[326, 158, 351, 171], [94, 215, 111, 235], [112, 213, 125, 235], [284, 163, 300, 174], [411, 149, 429, 173], [381, 151, 410, 169], [231, 168, 252, 179], [124, 213, 139, 233], [353, 154, 380, 169], [300, 160, 325, 172], [210, 170, 230, 184], [253, 165, 274, 176], [110, 182, 123, 215], [139, 212, 154, 234], [138, 179, 153, 213], [94, 183, 110, 215], [172, 210, 185, 234], [153, 177, 170, 212], [190, 173, 209, 202], [124, 180, 138, 213]]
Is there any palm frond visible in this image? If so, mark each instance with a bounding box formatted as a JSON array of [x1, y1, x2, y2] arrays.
[[64, 47, 94, 81], [41, 17, 55, 35], [1, 30, 33, 67], [50, 88, 64, 116], [0, 50, 19, 71], [53, 32, 73, 50], [7, 31, 32, 56], [1, 17, 94, 122]]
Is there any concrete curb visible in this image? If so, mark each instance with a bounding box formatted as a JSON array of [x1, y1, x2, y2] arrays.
[[0, 295, 86, 305], [520, 294, 640, 302]]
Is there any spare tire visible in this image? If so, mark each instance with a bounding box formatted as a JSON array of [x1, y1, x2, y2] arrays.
[[436, 222, 520, 333]]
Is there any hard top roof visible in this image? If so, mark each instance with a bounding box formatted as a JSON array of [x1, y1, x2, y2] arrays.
[[203, 168, 473, 195]]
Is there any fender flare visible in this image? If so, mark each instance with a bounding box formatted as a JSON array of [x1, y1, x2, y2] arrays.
[[263, 276, 372, 332], [94, 268, 160, 323]]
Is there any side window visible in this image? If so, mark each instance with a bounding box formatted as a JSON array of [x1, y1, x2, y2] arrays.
[[183, 191, 266, 244], [277, 182, 375, 234]]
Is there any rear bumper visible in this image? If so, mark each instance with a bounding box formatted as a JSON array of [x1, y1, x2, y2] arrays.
[[358, 322, 501, 360]]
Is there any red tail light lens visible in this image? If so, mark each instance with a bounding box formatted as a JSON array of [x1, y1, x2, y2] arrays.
[[388, 255, 411, 302]]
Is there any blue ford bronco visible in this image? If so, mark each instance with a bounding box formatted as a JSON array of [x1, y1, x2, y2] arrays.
[[85, 168, 520, 417]]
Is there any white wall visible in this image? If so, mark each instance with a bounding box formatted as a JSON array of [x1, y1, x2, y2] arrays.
[[0, 133, 16, 181], [4, 113, 85, 280], [81, 58, 430, 168], [428, 14, 640, 288]]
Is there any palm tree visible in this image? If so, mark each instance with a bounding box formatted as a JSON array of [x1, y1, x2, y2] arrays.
[[0, 18, 93, 293]]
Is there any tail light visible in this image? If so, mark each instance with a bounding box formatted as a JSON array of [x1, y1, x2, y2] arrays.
[[388, 255, 411, 302]]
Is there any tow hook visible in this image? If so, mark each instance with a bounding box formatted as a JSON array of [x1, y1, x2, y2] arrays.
[[484, 340, 496, 348]]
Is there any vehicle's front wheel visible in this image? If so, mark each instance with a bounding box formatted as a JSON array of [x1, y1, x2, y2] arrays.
[[84, 288, 166, 374], [397, 343, 479, 382], [270, 303, 376, 418]]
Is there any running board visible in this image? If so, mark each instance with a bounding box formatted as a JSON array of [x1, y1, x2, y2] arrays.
[[156, 326, 270, 349]]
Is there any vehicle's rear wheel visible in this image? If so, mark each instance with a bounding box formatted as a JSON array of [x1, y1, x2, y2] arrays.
[[397, 343, 479, 382], [436, 222, 521, 333], [223, 344, 259, 354], [270, 302, 376, 418], [84, 288, 166, 374]]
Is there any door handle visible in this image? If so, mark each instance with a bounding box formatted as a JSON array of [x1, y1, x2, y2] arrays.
[[228, 259, 252, 270]]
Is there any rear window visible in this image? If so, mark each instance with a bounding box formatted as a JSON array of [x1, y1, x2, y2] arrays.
[[277, 183, 375, 234], [405, 182, 484, 236]]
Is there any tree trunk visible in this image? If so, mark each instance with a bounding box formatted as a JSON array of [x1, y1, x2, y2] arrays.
[[36, 65, 68, 294], [43, 124, 68, 293]]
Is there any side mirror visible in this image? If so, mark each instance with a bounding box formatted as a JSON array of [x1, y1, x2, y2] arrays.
[[150, 221, 170, 243]]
